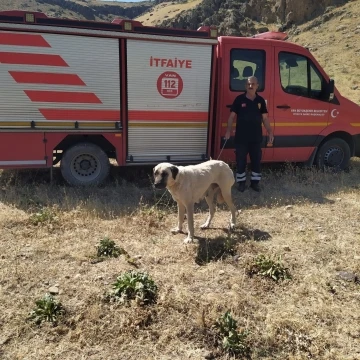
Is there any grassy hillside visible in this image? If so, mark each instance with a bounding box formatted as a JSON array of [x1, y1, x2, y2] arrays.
[[0, 0, 79, 19], [288, 0, 360, 105]]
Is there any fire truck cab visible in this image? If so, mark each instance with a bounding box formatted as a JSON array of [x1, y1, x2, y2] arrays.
[[215, 35, 360, 170]]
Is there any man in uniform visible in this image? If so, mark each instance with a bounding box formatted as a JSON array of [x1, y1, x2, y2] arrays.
[[224, 76, 274, 192]]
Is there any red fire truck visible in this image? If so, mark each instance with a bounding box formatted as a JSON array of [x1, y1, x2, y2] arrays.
[[0, 10, 359, 185]]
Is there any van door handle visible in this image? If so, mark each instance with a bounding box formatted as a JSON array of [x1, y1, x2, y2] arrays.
[[277, 105, 291, 109]]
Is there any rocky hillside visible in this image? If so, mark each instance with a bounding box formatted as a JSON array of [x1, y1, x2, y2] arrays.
[[0, 0, 153, 22], [0, 0, 352, 34], [158, 0, 351, 36]]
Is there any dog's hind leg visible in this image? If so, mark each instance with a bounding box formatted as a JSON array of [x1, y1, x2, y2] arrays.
[[171, 202, 185, 234], [220, 187, 237, 230], [200, 185, 217, 230]]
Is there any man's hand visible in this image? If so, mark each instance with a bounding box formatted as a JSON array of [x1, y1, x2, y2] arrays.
[[224, 129, 231, 140], [268, 132, 274, 144]]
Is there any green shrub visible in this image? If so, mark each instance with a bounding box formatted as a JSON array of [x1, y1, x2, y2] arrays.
[[93, 238, 139, 267], [96, 237, 123, 258], [28, 294, 64, 325], [110, 270, 158, 305], [29, 207, 57, 225], [249, 254, 291, 281], [213, 311, 250, 356]]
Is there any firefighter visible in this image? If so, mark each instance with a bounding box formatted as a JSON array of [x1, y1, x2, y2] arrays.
[[224, 76, 274, 192]]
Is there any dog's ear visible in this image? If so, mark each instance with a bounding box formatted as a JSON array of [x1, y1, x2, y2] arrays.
[[170, 166, 179, 180]]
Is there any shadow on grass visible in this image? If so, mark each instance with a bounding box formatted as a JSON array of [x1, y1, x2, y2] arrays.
[[0, 165, 159, 218], [195, 225, 271, 265], [0, 159, 359, 219]]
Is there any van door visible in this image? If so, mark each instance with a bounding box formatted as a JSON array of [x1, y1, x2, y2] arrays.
[[215, 38, 274, 162], [273, 48, 330, 162]]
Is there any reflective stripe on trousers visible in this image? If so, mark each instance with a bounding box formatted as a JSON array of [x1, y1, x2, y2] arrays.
[[251, 171, 261, 181], [236, 172, 246, 183]]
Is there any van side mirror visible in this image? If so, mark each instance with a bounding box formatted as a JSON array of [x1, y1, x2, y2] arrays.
[[285, 58, 298, 68], [327, 79, 335, 101]]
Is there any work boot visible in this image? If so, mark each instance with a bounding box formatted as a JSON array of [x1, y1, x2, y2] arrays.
[[237, 182, 246, 192], [250, 182, 260, 192]]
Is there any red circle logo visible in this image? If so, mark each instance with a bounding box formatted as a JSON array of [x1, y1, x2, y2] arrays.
[[157, 71, 183, 99]]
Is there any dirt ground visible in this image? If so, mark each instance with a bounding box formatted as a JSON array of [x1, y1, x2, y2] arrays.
[[0, 159, 359, 359]]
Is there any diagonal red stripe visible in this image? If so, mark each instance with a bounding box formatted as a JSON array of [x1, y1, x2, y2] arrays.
[[39, 109, 120, 121], [10, 71, 85, 85], [25, 91, 102, 103], [0, 52, 68, 66], [128, 110, 208, 122], [0, 33, 51, 47]]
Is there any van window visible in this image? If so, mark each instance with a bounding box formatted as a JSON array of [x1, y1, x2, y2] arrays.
[[230, 49, 265, 92], [279, 52, 326, 100]]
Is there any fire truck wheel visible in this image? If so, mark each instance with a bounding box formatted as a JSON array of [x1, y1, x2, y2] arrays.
[[315, 138, 351, 170], [60, 143, 110, 186]]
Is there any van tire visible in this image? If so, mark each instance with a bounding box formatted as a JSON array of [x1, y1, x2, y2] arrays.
[[60, 143, 110, 186], [315, 138, 351, 170]]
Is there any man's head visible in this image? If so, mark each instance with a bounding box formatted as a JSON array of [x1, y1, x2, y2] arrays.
[[153, 162, 179, 189], [245, 76, 259, 94]]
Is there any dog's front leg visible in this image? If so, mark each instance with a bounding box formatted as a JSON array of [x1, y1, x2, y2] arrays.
[[184, 203, 195, 243], [171, 202, 185, 234]]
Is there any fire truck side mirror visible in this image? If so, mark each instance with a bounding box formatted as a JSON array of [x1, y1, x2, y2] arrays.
[[327, 79, 335, 101]]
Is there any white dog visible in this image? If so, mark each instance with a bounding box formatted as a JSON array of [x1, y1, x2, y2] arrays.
[[153, 160, 237, 243]]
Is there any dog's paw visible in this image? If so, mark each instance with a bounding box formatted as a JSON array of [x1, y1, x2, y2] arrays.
[[229, 223, 236, 232], [171, 227, 183, 234], [200, 222, 210, 230], [183, 236, 194, 244]]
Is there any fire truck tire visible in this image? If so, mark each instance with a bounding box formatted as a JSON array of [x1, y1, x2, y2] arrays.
[[60, 143, 110, 186], [315, 138, 351, 170]]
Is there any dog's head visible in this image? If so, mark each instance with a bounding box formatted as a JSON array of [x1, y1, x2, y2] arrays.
[[153, 162, 179, 189]]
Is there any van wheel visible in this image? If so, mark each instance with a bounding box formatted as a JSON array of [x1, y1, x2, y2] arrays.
[[60, 143, 110, 186], [315, 138, 351, 170]]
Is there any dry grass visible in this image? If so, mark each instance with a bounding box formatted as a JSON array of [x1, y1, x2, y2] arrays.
[[0, 159, 359, 359]]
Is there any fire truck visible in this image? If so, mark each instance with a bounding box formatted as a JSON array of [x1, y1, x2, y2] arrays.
[[0, 10, 359, 185]]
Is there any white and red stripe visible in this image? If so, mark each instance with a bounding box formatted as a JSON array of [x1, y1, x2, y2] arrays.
[[39, 109, 120, 121], [9, 71, 86, 85], [0, 30, 120, 123], [0, 32, 51, 47]]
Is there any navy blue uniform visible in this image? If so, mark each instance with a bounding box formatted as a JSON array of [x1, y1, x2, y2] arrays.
[[230, 93, 268, 186]]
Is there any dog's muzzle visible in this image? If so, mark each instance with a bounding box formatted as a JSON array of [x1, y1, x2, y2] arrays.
[[153, 182, 166, 189]]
